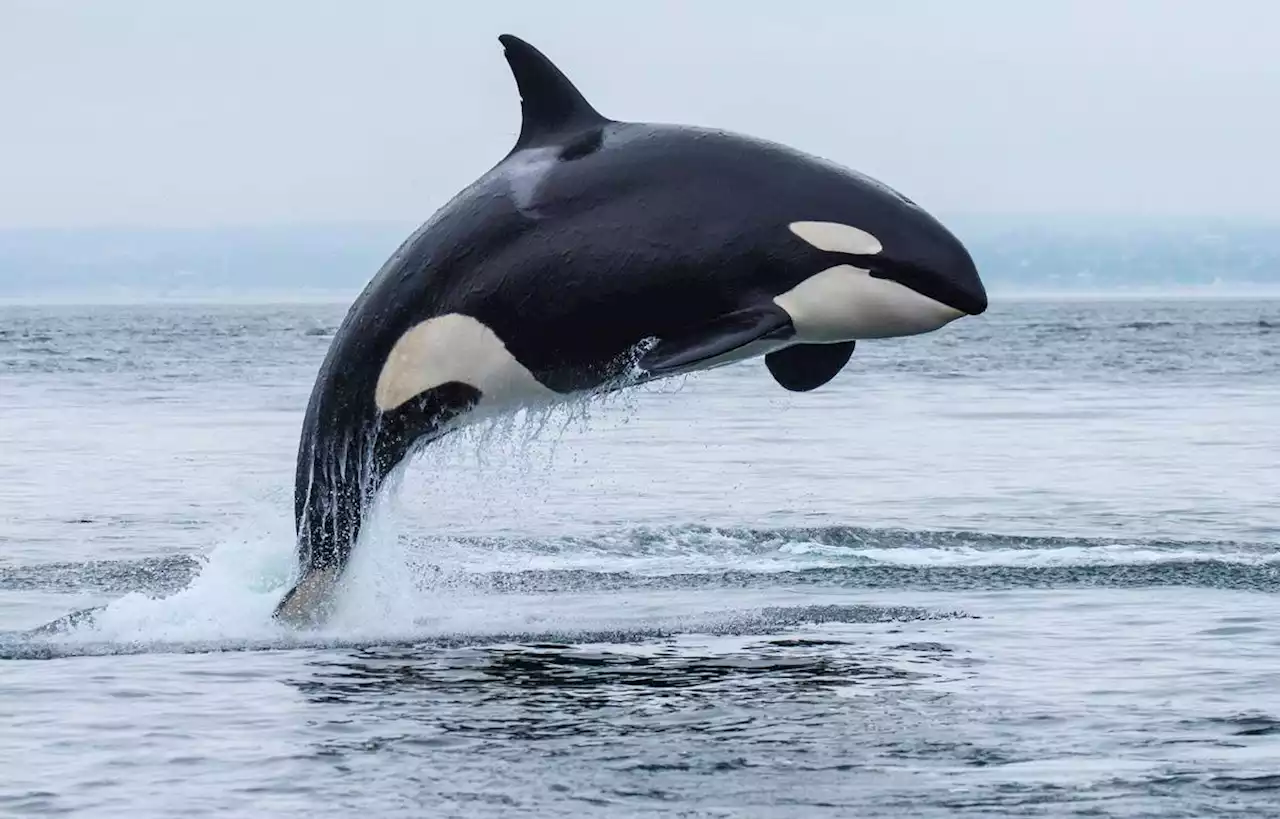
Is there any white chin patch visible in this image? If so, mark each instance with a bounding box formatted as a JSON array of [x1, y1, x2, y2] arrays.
[[374, 313, 558, 413], [773, 265, 965, 342], [789, 221, 884, 256]]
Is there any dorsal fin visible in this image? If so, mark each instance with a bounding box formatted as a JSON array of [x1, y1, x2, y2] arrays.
[[498, 34, 608, 151]]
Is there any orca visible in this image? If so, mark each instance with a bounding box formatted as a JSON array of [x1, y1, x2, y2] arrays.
[[272, 34, 988, 626]]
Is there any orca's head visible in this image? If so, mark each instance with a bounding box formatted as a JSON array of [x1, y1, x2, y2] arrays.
[[775, 168, 988, 342]]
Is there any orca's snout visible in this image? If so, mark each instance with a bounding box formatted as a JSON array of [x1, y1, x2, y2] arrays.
[[950, 249, 989, 316], [870, 221, 988, 318], [937, 251, 988, 316]]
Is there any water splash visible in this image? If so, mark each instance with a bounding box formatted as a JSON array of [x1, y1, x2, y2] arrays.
[[35, 504, 299, 645]]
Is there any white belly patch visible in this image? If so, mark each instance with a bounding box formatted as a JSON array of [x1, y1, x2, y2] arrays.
[[374, 313, 559, 413]]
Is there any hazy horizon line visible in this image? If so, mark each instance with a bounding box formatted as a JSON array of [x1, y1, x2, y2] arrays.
[[6, 284, 1280, 309], [2, 212, 1280, 234]]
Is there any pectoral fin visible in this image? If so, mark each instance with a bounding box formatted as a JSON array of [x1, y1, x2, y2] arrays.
[[638, 304, 795, 377], [765, 341, 856, 392]]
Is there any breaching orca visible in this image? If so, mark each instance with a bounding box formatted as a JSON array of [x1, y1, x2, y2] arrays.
[[272, 34, 988, 626]]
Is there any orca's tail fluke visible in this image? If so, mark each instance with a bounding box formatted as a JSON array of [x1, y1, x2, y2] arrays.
[[275, 423, 375, 629], [272, 565, 342, 628]]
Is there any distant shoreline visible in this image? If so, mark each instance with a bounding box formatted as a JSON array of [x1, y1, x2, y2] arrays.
[[0, 290, 361, 307], [2, 219, 1278, 304], [4, 287, 1280, 308]]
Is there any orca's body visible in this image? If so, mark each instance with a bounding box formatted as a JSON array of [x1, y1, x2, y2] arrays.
[[273, 35, 988, 625]]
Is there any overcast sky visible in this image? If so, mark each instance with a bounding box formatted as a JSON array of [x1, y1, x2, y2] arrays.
[[2, 0, 1278, 228]]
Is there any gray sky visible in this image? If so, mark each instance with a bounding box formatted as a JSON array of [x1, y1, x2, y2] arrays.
[[2, 0, 1278, 228]]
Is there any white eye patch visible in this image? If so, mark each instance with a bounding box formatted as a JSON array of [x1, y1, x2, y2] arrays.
[[788, 221, 883, 256]]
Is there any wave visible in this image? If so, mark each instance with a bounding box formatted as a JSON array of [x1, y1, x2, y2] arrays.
[[2, 521, 1274, 659], [5, 524, 1277, 590], [0, 603, 968, 661], [3, 524, 1275, 595]]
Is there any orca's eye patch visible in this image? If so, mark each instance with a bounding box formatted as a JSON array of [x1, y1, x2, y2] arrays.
[[788, 221, 883, 256]]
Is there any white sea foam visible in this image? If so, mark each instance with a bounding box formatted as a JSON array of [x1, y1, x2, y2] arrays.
[[777, 541, 1280, 567], [47, 517, 1276, 652]]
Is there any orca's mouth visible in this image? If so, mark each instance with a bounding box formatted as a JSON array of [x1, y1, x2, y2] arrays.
[[869, 260, 988, 317]]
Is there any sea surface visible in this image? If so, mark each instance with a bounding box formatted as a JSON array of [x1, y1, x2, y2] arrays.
[[1, 297, 1278, 817]]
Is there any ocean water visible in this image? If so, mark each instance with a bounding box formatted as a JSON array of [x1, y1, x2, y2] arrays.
[[1, 297, 1278, 817]]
